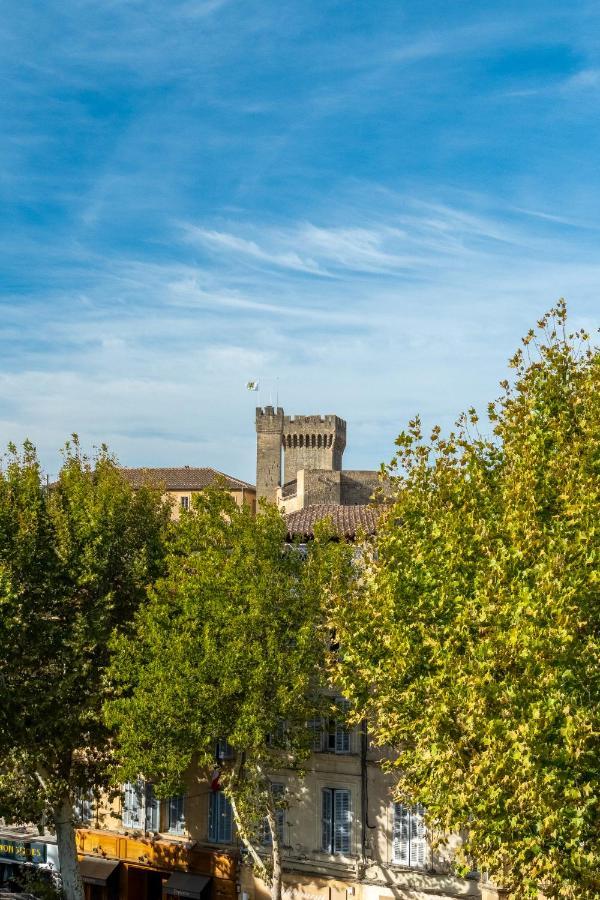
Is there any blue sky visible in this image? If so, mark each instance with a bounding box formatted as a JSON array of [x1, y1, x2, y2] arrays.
[[1, 0, 599, 482]]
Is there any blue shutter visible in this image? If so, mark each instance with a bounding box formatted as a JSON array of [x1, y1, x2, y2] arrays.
[[123, 781, 142, 829], [208, 793, 217, 841], [145, 783, 159, 832], [308, 718, 323, 751], [210, 792, 233, 843], [333, 790, 351, 854], [220, 793, 233, 843], [168, 795, 185, 834], [321, 789, 333, 852]]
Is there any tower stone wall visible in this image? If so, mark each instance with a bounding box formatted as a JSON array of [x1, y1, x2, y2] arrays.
[[255, 406, 284, 503], [282, 414, 346, 486]]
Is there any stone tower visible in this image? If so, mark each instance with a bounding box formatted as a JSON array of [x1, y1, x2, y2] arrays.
[[255, 406, 284, 503], [282, 414, 346, 487]]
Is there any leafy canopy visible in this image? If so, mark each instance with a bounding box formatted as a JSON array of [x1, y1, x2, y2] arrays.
[[106, 489, 344, 848], [0, 437, 170, 821], [332, 303, 600, 898]]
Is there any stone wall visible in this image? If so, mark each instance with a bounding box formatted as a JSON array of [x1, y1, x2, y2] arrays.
[[340, 471, 380, 505], [256, 406, 284, 503], [278, 469, 381, 510], [282, 415, 346, 485]]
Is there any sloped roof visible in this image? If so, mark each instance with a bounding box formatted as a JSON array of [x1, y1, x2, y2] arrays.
[[119, 467, 255, 492], [285, 503, 380, 540]]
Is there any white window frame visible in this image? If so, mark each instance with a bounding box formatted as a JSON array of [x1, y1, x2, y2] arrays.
[[321, 788, 352, 855], [392, 803, 427, 869], [180, 496, 190, 510]]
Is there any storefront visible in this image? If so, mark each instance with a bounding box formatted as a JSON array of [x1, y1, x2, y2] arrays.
[[0, 833, 60, 895], [78, 856, 120, 900], [76, 828, 238, 900]]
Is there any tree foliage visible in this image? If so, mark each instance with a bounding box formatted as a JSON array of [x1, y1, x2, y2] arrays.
[[106, 489, 343, 900], [0, 438, 170, 900], [331, 303, 599, 898]]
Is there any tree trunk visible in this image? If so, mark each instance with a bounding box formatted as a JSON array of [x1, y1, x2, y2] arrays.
[[228, 793, 269, 882], [54, 795, 85, 900], [265, 791, 282, 900]]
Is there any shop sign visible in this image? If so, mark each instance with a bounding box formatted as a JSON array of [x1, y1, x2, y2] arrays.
[[0, 838, 48, 864]]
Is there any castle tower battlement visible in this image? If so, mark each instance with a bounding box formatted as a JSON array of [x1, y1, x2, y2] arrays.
[[282, 414, 346, 487], [256, 407, 347, 504], [255, 406, 284, 504]]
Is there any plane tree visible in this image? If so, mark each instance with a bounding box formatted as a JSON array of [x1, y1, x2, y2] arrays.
[[105, 489, 350, 900], [331, 302, 600, 898], [0, 439, 170, 900]]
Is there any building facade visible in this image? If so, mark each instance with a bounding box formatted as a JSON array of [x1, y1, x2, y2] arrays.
[[120, 467, 256, 518]]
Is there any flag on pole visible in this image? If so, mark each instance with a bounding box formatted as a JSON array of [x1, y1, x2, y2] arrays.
[[246, 381, 259, 391]]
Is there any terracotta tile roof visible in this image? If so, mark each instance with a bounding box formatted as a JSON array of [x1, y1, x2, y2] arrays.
[[119, 467, 255, 492], [284, 503, 380, 540]]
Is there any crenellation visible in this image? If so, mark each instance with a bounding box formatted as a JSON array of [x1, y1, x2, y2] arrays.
[[256, 406, 379, 509]]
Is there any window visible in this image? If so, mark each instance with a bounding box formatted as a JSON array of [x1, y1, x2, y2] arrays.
[[123, 781, 159, 832], [74, 789, 94, 826], [311, 700, 351, 753], [308, 718, 325, 751], [180, 496, 190, 511], [260, 783, 285, 845], [392, 803, 427, 868], [145, 783, 160, 832], [208, 791, 233, 843], [327, 705, 351, 754], [168, 795, 186, 835], [216, 739, 234, 760], [122, 781, 143, 830], [266, 720, 287, 748], [321, 788, 351, 855]]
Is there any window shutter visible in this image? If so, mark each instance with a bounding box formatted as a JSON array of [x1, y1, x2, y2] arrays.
[[321, 789, 333, 853], [221, 793, 233, 843], [122, 783, 134, 829], [145, 783, 159, 832], [393, 803, 410, 865], [334, 700, 351, 754], [208, 793, 216, 841], [410, 803, 427, 868], [210, 792, 233, 843], [169, 795, 185, 834], [333, 790, 351, 854], [308, 718, 323, 751], [393, 803, 427, 867], [335, 721, 350, 754]]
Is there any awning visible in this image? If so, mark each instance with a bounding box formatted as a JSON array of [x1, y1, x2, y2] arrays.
[[164, 872, 211, 899], [78, 857, 120, 886]]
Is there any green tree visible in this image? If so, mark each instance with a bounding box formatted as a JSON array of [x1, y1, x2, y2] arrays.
[[0, 438, 170, 900], [106, 489, 343, 900], [331, 302, 599, 898]]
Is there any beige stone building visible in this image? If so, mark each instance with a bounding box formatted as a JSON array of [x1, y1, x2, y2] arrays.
[[119, 467, 257, 518]]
